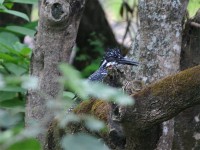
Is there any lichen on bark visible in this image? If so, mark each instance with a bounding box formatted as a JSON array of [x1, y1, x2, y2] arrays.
[[122, 1, 189, 149]]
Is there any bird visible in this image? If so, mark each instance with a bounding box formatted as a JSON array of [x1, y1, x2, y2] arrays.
[[88, 48, 138, 82], [68, 48, 138, 112]]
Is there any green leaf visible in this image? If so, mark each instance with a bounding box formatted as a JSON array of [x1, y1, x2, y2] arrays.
[[59, 114, 80, 128], [0, 32, 19, 46], [0, 109, 21, 128], [5, 26, 35, 37], [0, 74, 5, 88], [4, 2, 14, 9], [84, 116, 105, 131], [0, 53, 16, 62], [21, 76, 38, 90], [61, 133, 109, 150], [4, 63, 27, 76], [7, 138, 42, 150], [0, 9, 29, 21], [13, 42, 31, 57], [188, 0, 200, 17], [85, 81, 134, 106], [59, 64, 88, 99], [0, 98, 25, 108], [0, 91, 16, 101], [7, 0, 38, 5], [0, 5, 6, 9], [23, 21, 38, 30], [0, 130, 15, 144], [13, 42, 25, 52], [0, 43, 17, 55], [82, 62, 99, 77], [63, 91, 75, 100], [59, 64, 134, 105], [20, 47, 31, 55], [0, 86, 25, 93]]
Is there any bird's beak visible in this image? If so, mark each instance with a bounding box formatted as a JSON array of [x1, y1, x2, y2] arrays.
[[117, 58, 139, 66]]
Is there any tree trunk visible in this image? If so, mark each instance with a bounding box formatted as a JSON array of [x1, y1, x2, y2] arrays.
[[26, 0, 85, 146], [117, 0, 189, 149], [173, 9, 200, 150], [119, 65, 200, 149]]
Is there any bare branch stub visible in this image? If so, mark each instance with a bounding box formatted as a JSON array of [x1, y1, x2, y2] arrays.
[[190, 22, 200, 28]]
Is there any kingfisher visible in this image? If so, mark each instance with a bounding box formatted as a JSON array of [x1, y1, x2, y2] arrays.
[[88, 48, 138, 82], [68, 48, 138, 112]]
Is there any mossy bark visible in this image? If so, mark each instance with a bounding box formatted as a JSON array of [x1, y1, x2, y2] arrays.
[[121, 65, 200, 128]]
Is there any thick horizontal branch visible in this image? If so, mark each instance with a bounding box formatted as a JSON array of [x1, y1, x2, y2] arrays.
[[119, 65, 200, 129], [74, 65, 200, 130]]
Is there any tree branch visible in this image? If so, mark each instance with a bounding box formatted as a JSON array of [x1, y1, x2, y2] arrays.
[[190, 22, 200, 28], [116, 65, 200, 130], [73, 65, 200, 130]]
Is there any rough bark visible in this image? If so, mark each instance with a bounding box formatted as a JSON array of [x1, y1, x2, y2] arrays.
[[118, 0, 189, 149], [26, 0, 85, 145], [120, 65, 200, 129], [118, 65, 200, 150], [137, 0, 188, 83], [172, 9, 200, 150]]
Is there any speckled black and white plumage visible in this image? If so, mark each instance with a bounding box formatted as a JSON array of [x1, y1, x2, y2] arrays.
[[67, 48, 138, 113], [102, 48, 123, 64], [88, 48, 138, 81], [88, 65, 108, 81], [88, 48, 122, 81]]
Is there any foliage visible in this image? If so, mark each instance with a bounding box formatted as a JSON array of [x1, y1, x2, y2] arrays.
[[61, 133, 109, 150], [48, 64, 134, 149], [76, 32, 105, 78], [0, 31, 32, 110], [0, 1, 40, 150], [187, 0, 200, 17], [0, 0, 37, 108], [1, 0, 199, 149], [0, 0, 38, 21], [60, 64, 134, 105]]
